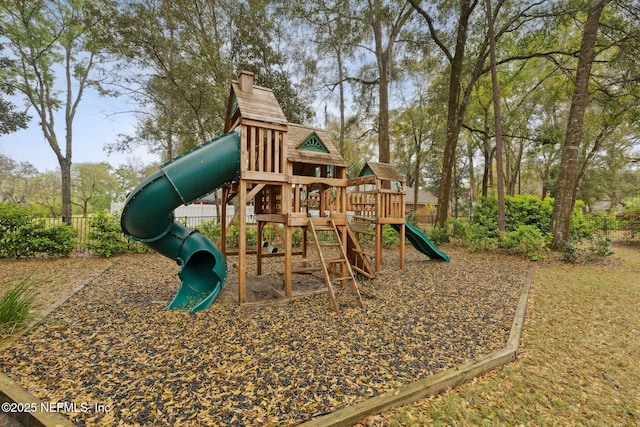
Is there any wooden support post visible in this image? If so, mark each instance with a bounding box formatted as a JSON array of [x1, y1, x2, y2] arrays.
[[284, 225, 293, 297], [249, 127, 256, 171], [399, 222, 405, 270], [238, 179, 247, 304], [220, 187, 228, 253], [258, 127, 264, 171], [274, 132, 281, 173], [400, 183, 406, 270], [266, 129, 272, 173], [257, 221, 264, 275], [302, 226, 308, 262], [375, 223, 382, 271]]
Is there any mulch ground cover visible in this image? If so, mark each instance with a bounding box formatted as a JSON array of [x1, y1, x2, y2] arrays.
[[0, 246, 531, 426]]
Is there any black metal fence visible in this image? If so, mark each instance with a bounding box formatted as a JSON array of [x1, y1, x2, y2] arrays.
[[43, 215, 237, 253], [584, 216, 635, 240], [42, 216, 93, 253]]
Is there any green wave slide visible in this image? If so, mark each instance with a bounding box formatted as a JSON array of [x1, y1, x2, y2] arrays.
[[391, 222, 450, 262], [121, 131, 241, 314]]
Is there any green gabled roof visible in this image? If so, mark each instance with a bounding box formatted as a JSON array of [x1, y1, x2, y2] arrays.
[[230, 94, 239, 117], [297, 132, 329, 153], [359, 163, 375, 177]]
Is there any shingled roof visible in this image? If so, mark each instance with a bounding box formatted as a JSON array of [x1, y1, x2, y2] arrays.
[[358, 162, 404, 182], [404, 186, 438, 205], [287, 123, 347, 167], [227, 71, 288, 126]]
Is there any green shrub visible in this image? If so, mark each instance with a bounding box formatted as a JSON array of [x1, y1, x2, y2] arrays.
[[561, 239, 578, 262], [36, 223, 77, 257], [473, 195, 553, 235], [500, 225, 549, 261], [225, 225, 259, 248], [587, 233, 614, 259], [466, 224, 498, 252], [0, 278, 36, 335], [194, 218, 221, 243], [561, 233, 614, 263], [429, 226, 449, 246], [405, 211, 418, 226], [449, 218, 468, 239], [570, 200, 590, 238], [618, 207, 640, 241], [381, 224, 398, 248], [473, 195, 588, 239], [292, 228, 303, 247], [247, 226, 258, 248], [86, 211, 130, 257], [261, 224, 278, 243], [0, 204, 76, 258]]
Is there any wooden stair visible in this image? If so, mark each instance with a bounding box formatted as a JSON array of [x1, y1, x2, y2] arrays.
[[345, 224, 375, 279], [303, 218, 364, 312]]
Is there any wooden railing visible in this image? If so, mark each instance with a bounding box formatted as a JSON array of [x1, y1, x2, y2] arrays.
[[242, 124, 286, 175], [347, 189, 404, 221], [380, 190, 404, 219]]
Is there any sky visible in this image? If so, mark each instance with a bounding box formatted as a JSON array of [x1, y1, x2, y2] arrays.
[[0, 90, 160, 172]]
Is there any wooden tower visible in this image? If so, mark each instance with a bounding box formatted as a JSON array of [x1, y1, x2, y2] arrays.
[[220, 71, 370, 310], [347, 162, 407, 271]]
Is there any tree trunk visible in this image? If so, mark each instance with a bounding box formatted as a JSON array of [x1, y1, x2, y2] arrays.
[[166, 93, 175, 161], [481, 133, 492, 197], [508, 139, 524, 196], [370, 1, 413, 177], [550, 0, 607, 249], [467, 138, 476, 202], [337, 49, 346, 157], [378, 57, 391, 164], [413, 157, 420, 213], [486, 0, 505, 233], [60, 159, 72, 224], [435, 0, 473, 228]]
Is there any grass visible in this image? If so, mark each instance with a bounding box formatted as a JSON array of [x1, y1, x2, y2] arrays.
[[0, 277, 36, 336], [361, 243, 640, 426]]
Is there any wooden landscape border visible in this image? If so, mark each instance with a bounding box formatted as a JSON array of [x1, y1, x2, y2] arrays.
[[0, 265, 532, 427], [299, 266, 533, 427]]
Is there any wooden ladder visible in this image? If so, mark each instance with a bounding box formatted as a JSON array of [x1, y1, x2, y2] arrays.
[[307, 218, 364, 312]]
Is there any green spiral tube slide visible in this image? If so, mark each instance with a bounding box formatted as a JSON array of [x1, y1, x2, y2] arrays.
[[120, 131, 241, 314]]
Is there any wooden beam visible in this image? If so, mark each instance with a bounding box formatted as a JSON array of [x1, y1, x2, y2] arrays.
[[242, 170, 287, 182], [257, 221, 264, 275], [506, 267, 533, 352], [0, 372, 75, 427], [246, 183, 266, 202], [256, 213, 286, 223], [219, 187, 229, 252], [238, 179, 247, 304], [399, 222, 405, 270], [289, 175, 346, 187], [374, 223, 382, 271], [284, 225, 293, 297], [258, 127, 264, 171], [298, 267, 534, 427], [299, 348, 516, 427], [240, 118, 289, 132], [348, 175, 376, 186]]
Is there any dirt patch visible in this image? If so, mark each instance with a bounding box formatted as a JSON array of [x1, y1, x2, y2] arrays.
[[0, 246, 531, 426]]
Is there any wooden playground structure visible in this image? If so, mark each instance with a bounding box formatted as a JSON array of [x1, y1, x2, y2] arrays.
[[218, 71, 409, 310]]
